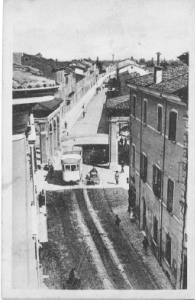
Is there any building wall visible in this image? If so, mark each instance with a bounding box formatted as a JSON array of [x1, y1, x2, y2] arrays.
[[12, 135, 38, 288], [21, 54, 54, 78], [129, 89, 187, 287]]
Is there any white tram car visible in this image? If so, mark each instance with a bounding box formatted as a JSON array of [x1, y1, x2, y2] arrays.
[[61, 147, 82, 184]]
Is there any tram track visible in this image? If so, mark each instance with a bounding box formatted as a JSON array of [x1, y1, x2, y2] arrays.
[[75, 189, 132, 290]]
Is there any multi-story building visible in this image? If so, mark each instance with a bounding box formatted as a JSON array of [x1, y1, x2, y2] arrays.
[[125, 54, 188, 288], [12, 59, 59, 288], [106, 53, 188, 288]]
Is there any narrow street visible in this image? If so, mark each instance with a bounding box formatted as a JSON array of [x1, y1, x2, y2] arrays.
[[39, 82, 173, 290]]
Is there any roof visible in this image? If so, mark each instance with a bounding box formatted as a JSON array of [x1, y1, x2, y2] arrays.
[[32, 98, 63, 112], [76, 74, 85, 82], [105, 95, 130, 110], [13, 64, 57, 89], [126, 65, 188, 94]]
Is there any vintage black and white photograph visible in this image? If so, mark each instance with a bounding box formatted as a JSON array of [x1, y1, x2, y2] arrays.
[[2, 0, 195, 298]]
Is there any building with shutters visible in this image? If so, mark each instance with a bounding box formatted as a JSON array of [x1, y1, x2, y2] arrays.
[[106, 52, 188, 288], [125, 53, 188, 288]]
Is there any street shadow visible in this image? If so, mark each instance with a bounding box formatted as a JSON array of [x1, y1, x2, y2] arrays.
[[46, 170, 80, 186], [97, 103, 109, 134]]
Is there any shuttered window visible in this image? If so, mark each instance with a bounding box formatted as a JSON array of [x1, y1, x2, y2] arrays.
[[167, 179, 174, 213], [140, 153, 147, 183], [143, 100, 147, 124], [157, 106, 162, 133], [165, 233, 171, 265], [169, 111, 177, 142], [153, 165, 162, 198]]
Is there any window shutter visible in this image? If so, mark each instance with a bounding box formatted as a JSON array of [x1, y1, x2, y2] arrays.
[[169, 112, 177, 141], [167, 179, 174, 213], [144, 156, 148, 182]]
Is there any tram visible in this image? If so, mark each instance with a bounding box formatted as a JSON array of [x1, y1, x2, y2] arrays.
[[61, 147, 82, 184]]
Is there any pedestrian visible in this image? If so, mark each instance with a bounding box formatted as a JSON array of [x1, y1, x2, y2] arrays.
[[67, 268, 76, 285], [142, 236, 149, 255], [115, 214, 121, 231], [83, 110, 86, 118], [64, 121, 67, 129], [120, 137, 123, 146], [115, 171, 120, 184], [120, 160, 125, 173], [38, 240, 43, 260], [50, 164, 54, 178]]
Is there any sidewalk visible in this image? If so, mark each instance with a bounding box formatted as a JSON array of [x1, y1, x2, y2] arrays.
[[61, 72, 115, 136]]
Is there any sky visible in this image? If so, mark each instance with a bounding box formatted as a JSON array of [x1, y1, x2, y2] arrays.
[[6, 0, 194, 62]]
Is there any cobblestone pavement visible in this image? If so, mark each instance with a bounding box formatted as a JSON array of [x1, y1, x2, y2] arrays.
[[87, 188, 173, 289], [41, 190, 103, 290]]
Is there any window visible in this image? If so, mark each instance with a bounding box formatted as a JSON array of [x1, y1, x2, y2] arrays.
[[65, 165, 71, 171], [165, 233, 171, 265], [71, 165, 77, 171], [153, 165, 162, 198], [143, 100, 147, 124], [168, 111, 177, 142], [167, 178, 174, 213], [153, 216, 158, 244], [132, 145, 136, 169], [140, 153, 147, 182], [157, 105, 163, 133], [132, 95, 136, 117]]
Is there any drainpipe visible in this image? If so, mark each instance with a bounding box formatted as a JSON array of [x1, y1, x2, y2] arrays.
[[138, 91, 143, 228], [159, 98, 167, 265]]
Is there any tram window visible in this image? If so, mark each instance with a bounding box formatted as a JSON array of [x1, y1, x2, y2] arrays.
[[65, 165, 71, 171], [71, 165, 77, 171]]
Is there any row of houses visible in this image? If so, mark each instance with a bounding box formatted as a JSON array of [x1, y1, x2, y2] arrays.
[[13, 53, 116, 166], [106, 53, 188, 289], [11, 53, 116, 289], [12, 60, 59, 288]]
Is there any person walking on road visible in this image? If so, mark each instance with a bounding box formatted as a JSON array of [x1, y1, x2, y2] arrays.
[[115, 214, 121, 231], [67, 268, 76, 285], [120, 160, 125, 173], [142, 236, 149, 255], [115, 171, 120, 184]]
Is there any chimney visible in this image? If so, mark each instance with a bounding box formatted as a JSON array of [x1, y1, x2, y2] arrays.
[[154, 52, 163, 84]]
